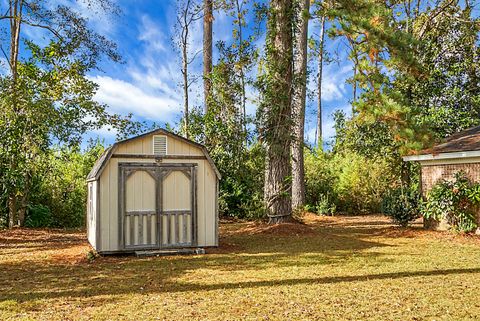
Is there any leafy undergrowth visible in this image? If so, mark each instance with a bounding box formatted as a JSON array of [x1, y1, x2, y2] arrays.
[[1, 214, 480, 320]]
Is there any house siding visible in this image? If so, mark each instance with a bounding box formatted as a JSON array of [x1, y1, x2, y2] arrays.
[[421, 162, 480, 194], [420, 160, 480, 233]]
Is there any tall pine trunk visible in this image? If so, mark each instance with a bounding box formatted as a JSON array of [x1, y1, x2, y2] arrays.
[[263, 0, 294, 224], [235, 0, 247, 144], [7, 0, 23, 227], [182, 40, 189, 138], [203, 0, 213, 113], [291, 0, 310, 210], [316, 14, 325, 148]]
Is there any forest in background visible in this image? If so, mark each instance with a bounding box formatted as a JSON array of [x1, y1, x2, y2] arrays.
[[0, 0, 479, 228]]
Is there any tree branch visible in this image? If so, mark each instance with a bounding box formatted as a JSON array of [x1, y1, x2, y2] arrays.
[[21, 20, 63, 41]]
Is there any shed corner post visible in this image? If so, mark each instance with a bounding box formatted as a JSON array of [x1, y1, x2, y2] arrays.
[[96, 179, 102, 252], [215, 177, 219, 247], [191, 164, 198, 247], [118, 164, 126, 251]]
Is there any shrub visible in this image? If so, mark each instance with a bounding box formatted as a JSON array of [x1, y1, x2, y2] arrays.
[[314, 193, 337, 215], [423, 172, 479, 232], [29, 141, 104, 228], [25, 204, 53, 228], [382, 187, 421, 226], [329, 152, 396, 213], [304, 149, 397, 214], [304, 149, 336, 209]]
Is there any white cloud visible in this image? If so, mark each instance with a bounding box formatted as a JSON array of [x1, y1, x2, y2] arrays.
[[88, 12, 187, 124], [138, 15, 167, 52], [90, 124, 119, 137], [46, 0, 118, 36], [90, 75, 181, 121], [308, 61, 352, 102], [305, 104, 352, 146]]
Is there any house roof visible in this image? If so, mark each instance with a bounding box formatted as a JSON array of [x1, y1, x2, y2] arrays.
[[87, 128, 221, 181], [403, 125, 480, 162]]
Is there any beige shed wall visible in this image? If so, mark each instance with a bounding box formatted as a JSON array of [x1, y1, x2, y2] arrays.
[[97, 134, 217, 252], [115, 134, 204, 156]]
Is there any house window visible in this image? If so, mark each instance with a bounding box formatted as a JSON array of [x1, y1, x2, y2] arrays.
[[153, 135, 167, 156]]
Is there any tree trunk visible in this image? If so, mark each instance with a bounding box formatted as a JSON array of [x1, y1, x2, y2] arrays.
[[291, 0, 310, 211], [7, 0, 23, 228], [17, 171, 31, 227], [235, 0, 248, 145], [9, 0, 23, 85], [316, 14, 325, 149], [8, 194, 17, 228], [352, 63, 357, 104], [263, 0, 294, 224], [203, 0, 213, 113], [182, 42, 189, 138]]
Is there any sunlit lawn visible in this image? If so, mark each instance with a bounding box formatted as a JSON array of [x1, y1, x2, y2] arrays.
[[1, 214, 480, 320]]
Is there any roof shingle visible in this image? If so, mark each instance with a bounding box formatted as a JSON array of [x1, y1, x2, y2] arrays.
[[415, 125, 480, 155]]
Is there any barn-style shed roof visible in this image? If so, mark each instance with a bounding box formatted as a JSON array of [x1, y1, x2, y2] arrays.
[[87, 128, 221, 181], [403, 125, 480, 162]]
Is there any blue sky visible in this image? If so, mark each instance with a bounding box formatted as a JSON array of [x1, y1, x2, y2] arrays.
[[1, 0, 354, 148], [84, 0, 354, 147]]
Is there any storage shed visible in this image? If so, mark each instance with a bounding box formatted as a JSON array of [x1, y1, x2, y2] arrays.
[[403, 125, 480, 233], [86, 128, 220, 254]]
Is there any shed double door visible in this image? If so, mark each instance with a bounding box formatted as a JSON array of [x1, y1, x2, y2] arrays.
[[119, 163, 196, 250]]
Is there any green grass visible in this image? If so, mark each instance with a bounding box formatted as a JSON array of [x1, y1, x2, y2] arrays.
[[1, 215, 480, 320]]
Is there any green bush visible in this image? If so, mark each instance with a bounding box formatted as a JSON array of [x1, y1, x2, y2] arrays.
[[304, 149, 397, 214], [423, 172, 479, 232], [29, 141, 104, 228], [382, 187, 421, 226], [314, 193, 337, 215], [304, 149, 337, 208], [25, 204, 53, 228], [329, 152, 396, 213]]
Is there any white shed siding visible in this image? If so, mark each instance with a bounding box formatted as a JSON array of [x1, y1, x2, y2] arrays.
[[96, 133, 218, 252], [204, 163, 216, 246], [87, 181, 98, 247]]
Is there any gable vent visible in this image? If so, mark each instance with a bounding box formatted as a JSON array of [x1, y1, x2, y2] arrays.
[[153, 135, 167, 156]]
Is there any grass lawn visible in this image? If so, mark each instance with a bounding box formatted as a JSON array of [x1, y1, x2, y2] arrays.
[[1, 214, 480, 320]]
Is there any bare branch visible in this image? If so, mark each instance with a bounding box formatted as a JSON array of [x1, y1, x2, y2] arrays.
[[21, 20, 63, 41]]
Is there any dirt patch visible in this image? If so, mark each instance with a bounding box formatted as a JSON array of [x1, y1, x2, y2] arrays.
[[382, 227, 480, 244], [0, 228, 92, 265], [49, 245, 91, 265], [0, 228, 85, 246], [207, 239, 245, 254], [226, 220, 316, 237]]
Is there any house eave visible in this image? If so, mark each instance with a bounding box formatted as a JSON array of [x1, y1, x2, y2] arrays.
[[403, 150, 480, 162]]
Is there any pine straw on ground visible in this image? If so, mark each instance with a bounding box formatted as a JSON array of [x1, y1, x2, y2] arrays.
[[1, 214, 480, 320]]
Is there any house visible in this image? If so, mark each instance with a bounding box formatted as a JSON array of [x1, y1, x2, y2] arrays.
[[403, 125, 480, 232], [86, 128, 221, 254]]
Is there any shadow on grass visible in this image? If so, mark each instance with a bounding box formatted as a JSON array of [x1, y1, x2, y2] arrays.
[[0, 222, 393, 304], [2, 257, 480, 303], [2, 216, 476, 305]]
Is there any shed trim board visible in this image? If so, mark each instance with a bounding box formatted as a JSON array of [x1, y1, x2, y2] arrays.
[[118, 162, 197, 251], [96, 179, 102, 252], [87, 128, 221, 182], [112, 154, 207, 160], [215, 178, 219, 246]]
